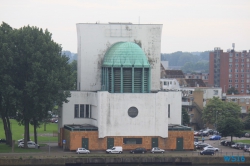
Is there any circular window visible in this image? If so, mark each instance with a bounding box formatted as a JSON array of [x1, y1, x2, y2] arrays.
[[128, 107, 138, 118]]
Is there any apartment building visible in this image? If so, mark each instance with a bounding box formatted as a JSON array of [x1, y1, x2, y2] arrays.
[[208, 47, 250, 94]]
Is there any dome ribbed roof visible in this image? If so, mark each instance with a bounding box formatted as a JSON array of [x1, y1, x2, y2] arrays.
[[102, 42, 150, 68]]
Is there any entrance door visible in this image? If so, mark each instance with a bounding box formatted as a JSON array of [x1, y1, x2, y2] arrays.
[[107, 138, 114, 149], [151, 138, 158, 148], [176, 137, 183, 151], [82, 138, 88, 149]]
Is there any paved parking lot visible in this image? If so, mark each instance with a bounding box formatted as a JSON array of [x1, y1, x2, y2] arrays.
[[1, 136, 250, 159]]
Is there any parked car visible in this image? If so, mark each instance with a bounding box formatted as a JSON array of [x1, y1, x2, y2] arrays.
[[0, 139, 6, 143], [237, 143, 246, 150], [245, 133, 250, 138], [225, 141, 235, 146], [76, 148, 90, 154], [213, 131, 220, 135], [220, 140, 226, 146], [204, 146, 219, 152], [196, 143, 210, 150], [106, 146, 123, 154], [130, 148, 147, 154], [209, 135, 221, 140], [232, 143, 241, 148], [232, 143, 243, 149], [17, 138, 32, 144], [194, 142, 200, 146], [200, 149, 215, 155], [243, 144, 250, 152], [18, 142, 40, 148], [151, 147, 165, 153], [194, 131, 199, 136]]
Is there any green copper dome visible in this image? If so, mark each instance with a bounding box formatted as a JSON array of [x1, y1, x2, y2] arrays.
[[103, 42, 150, 68]]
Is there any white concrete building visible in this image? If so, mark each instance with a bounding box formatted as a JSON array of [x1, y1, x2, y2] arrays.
[[58, 23, 183, 150]]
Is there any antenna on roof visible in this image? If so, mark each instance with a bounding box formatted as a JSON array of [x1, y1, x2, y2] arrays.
[[232, 43, 235, 50]]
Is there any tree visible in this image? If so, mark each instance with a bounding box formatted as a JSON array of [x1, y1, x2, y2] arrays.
[[182, 108, 190, 126], [217, 117, 244, 142], [202, 97, 224, 125], [202, 97, 241, 128], [0, 22, 18, 146], [1, 24, 74, 148], [227, 87, 239, 95], [244, 114, 250, 130]]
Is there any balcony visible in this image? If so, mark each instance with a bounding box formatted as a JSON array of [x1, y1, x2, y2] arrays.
[[182, 101, 192, 106]]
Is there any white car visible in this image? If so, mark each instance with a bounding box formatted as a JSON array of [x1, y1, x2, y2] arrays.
[[18, 138, 32, 144], [18, 142, 40, 148], [76, 148, 90, 154], [204, 146, 219, 151], [151, 147, 165, 153], [106, 146, 123, 154]]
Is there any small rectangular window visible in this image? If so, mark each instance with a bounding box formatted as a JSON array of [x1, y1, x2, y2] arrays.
[[86, 105, 90, 118], [123, 138, 142, 144], [168, 104, 170, 118], [74, 104, 79, 118], [80, 104, 84, 118], [214, 90, 218, 95]]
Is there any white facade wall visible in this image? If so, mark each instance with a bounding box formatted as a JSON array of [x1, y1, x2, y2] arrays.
[[203, 88, 222, 99], [59, 91, 182, 138], [76, 23, 162, 92], [58, 91, 98, 129]]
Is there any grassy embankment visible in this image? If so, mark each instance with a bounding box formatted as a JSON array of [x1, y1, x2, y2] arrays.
[[0, 119, 58, 153]]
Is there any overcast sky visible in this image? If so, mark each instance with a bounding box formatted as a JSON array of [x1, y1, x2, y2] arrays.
[[1, 0, 249, 53]]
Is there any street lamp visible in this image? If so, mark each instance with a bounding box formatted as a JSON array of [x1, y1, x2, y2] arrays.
[[216, 111, 218, 131]]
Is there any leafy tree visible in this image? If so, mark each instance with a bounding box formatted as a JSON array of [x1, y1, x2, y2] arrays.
[[244, 114, 250, 130], [182, 108, 190, 126], [0, 22, 18, 146], [202, 97, 241, 127], [227, 87, 239, 95], [217, 117, 244, 142], [1, 24, 74, 148], [202, 97, 225, 125]]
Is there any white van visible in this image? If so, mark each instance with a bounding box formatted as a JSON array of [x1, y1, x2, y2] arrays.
[[106, 146, 123, 154]]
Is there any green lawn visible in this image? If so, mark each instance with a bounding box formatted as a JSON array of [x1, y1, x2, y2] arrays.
[[234, 140, 250, 144], [0, 119, 58, 143], [0, 143, 44, 153]]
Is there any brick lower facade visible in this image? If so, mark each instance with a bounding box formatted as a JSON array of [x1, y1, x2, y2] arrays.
[[60, 128, 194, 151]]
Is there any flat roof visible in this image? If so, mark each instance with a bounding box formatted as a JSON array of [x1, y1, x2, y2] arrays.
[[64, 124, 98, 131]]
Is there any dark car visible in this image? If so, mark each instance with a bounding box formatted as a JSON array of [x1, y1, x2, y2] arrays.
[[225, 141, 235, 146], [200, 149, 215, 155], [130, 148, 147, 154], [196, 143, 209, 150], [0, 139, 6, 143], [220, 140, 226, 146]]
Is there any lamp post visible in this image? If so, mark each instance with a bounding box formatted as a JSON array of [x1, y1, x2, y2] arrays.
[[216, 111, 218, 132]]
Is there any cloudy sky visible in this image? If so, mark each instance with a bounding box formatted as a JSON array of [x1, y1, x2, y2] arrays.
[[1, 0, 249, 53]]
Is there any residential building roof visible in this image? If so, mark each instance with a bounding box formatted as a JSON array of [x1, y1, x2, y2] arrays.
[[185, 79, 206, 87]]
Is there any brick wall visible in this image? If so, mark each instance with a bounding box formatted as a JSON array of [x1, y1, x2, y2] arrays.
[[61, 128, 194, 151]]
